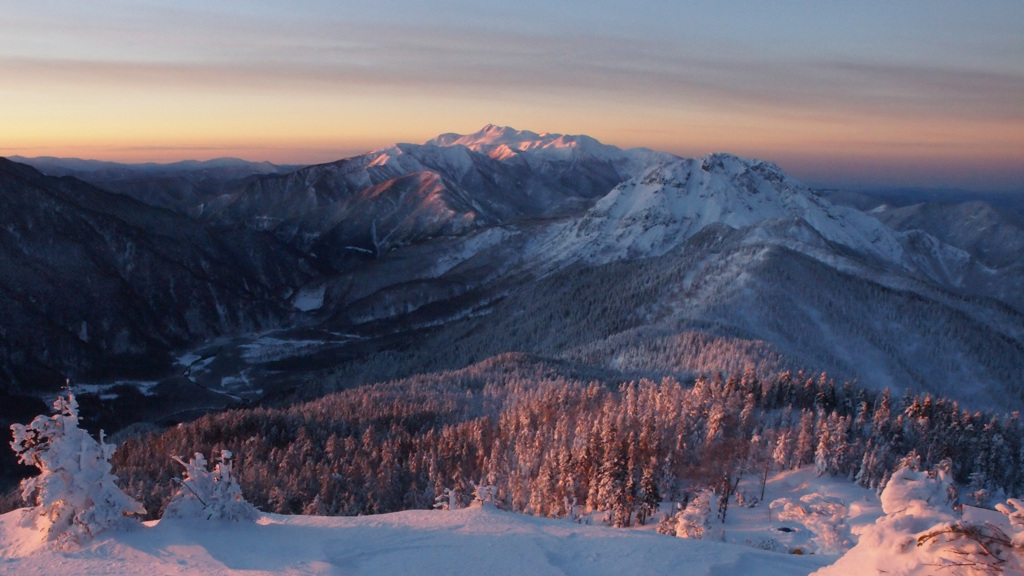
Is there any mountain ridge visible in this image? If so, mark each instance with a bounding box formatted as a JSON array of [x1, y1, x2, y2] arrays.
[[0, 158, 321, 391]]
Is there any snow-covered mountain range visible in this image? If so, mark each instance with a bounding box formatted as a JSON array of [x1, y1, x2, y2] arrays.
[[185, 125, 675, 271], [2, 126, 1023, 417]]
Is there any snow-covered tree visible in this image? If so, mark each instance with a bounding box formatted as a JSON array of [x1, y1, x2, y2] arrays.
[[433, 487, 461, 511], [773, 429, 793, 470], [672, 489, 721, 540], [794, 410, 817, 467], [471, 482, 500, 508], [966, 466, 992, 508], [9, 390, 144, 549], [164, 450, 256, 521], [635, 463, 660, 526], [595, 435, 633, 527]]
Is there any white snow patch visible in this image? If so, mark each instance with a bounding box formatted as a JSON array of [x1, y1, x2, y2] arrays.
[[176, 352, 202, 367], [292, 285, 326, 312], [427, 227, 511, 277], [240, 336, 330, 363], [72, 381, 159, 398], [724, 467, 883, 558]]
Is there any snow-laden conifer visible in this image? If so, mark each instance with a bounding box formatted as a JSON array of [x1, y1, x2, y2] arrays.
[[164, 450, 256, 521], [433, 487, 461, 511], [9, 390, 143, 549], [670, 489, 721, 540], [471, 482, 500, 508], [635, 463, 660, 525]]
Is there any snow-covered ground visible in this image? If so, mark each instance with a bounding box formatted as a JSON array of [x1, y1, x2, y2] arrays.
[[814, 467, 1024, 576], [0, 468, 876, 576], [0, 505, 829, 576], [723, 467, 883, 557], [5, 465, 1022, 575]]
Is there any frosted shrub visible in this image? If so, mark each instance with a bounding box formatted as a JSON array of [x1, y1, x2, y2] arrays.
[[852, 465, 959, 560], [165, 450, 256, 521], [9, 391, 143, 549], [563, 496, 585, 523]]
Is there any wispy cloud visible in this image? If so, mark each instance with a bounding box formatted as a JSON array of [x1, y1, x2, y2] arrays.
[[5, 25, 1021, 126]]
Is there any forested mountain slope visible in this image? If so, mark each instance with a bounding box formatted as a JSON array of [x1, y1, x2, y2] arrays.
[[0, 159, 320, 391]]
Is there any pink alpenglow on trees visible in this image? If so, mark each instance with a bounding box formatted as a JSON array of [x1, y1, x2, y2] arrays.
[[9, 391, 144, 549]]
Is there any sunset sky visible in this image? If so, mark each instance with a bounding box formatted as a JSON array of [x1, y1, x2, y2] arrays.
[[1, 1, 1021, 191]]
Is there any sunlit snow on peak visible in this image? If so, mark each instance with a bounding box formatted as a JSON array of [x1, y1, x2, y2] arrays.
[[425, 125, 620, 159]]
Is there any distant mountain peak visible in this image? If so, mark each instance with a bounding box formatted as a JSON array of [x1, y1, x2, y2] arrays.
[[539, 153, 904, 266], [425, 125, 615, 159]]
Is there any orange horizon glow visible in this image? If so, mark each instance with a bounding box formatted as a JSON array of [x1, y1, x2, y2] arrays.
[[3, 107, 1020, 190], [1, 2, 1021, 191]]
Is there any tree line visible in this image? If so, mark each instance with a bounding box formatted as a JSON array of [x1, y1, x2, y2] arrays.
[[87, 353, 1024, 524]]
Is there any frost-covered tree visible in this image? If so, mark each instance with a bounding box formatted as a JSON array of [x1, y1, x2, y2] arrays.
[[471, 482, 501, 508], [164, 450, 256, 521], [794, 410, 817, 467], [596, 435, 633, 527], [433, 487, 461, 510], [672, 489, 721, 540], [9, 391, 143, 549], [773, 429, 793, 470], [635, 462, 660, 526]]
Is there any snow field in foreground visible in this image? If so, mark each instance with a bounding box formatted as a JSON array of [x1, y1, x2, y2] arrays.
[[13, 466, 1015, 576], [0, 504, 829, 576]]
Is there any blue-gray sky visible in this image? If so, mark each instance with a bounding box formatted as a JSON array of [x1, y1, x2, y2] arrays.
[[1, 1, 1021, 190]]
